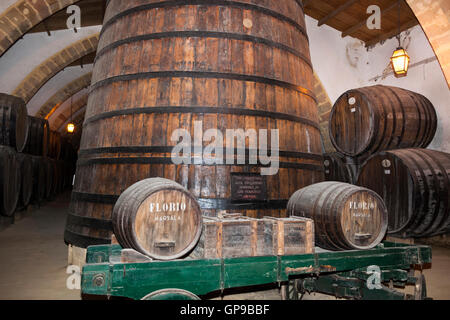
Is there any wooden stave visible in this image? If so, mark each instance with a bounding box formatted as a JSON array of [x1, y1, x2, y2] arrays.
[[356, 148, 450, 237], [112, 177, 203, 260], [329, 85, 437, 158], [30, 156, 46, 204], [48, 131, 62, 160], [0, 146, 21, 216], [23, 116, 50, 157], [43, 158, 54, 200], [0, 94, 29, 153], [287, 181, 388, 250], [323, 153, 355, 184], [66, 0, 323, 247], [16, 153, 33, 208]]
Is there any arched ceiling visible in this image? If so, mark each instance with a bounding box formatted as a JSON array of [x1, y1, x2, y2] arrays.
[[0, 0, 80, 56], [27, 63, 93, 116], [58, 104, 86, 133], [406, 0, 450, 86], [49, 91, 88, 130], [36, 71, 92, 118], [12, 33, 98, 102]]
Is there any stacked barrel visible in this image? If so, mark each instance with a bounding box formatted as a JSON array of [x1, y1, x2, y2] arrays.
[[326, 85, 449, 238], [0, 93, 77, 221]]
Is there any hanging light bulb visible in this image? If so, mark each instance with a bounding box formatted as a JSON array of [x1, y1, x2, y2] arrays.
[[390, 0, 410, 78], [67, 122, 75, 133], [67, 95, 75, 133], [391, 47, 410, 77]]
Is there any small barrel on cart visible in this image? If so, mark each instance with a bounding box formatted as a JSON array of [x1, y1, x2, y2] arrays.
[[287, 181, 388, 251], [112, 178, 203, 260]]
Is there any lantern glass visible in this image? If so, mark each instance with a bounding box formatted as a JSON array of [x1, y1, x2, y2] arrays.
[[67, 123, 75, 133], [390, 47, 410, 77]]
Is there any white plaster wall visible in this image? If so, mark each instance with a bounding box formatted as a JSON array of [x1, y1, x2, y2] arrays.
[[306, 16, 450, 153], [27, 64, 93, 116], [0, 25, 100, 94]]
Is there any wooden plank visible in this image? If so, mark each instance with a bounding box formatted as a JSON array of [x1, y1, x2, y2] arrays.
[[318, 0, 360, 26]]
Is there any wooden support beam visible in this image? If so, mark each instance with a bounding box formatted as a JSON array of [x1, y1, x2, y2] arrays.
[[318, 0, 360, 26], [364, 18, 418, 48], [302, 0, 313, 7], [341, 2, 399, 38]]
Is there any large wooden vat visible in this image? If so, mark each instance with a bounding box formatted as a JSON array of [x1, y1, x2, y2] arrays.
[[112, 178, 203, 260], [23, 116, 50, 157], [357, 148, 450, 238], [0, 146, 20, 216], [16, 153, 33, 209], [66, 0, 323, 247], [329, 85, 437, 158], [0, 94, 29, 152], [287, 181, 388, 250]]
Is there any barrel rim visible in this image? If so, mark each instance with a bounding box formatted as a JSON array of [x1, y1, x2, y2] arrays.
[[329, 89, 375, 157], [356, 149, 424, 235], [337, 187, 388, 250], [100, 0, 310, 43]]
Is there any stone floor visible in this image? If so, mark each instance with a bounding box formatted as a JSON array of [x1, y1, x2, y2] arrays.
[[0, 192, 449, 300]]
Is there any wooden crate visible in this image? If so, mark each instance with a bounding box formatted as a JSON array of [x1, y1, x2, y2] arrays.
[[189, 215, 314, 259], [261, 216, 314, 256]]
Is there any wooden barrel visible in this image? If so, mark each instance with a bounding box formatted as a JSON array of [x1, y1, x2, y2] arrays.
[[66, 0, 324, 247], [0, 146, 21, 216], [329, 85, 437, 158], [48, 130, 62, 160], [16, 153, 33, 208], [43, 158, 54, 200], [357, 148, 450, 238], [0, 94, 29, 152], [323, 153, 356, 184], [49, 159, 59, 196], [112, 178, 203, 260], [55, 160, 65, 194], [31, 156, 46, 204], [23, 116, 50, 157], [287, 181, 388, 250]]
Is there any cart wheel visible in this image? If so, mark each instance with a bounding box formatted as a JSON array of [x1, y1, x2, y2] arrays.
[[141, 289, 201, 300], [414, 274, 428, 300], [281, 280, 301, 300]]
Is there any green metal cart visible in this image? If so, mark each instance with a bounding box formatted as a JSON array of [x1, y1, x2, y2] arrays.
[[81, 242, 431, 300]]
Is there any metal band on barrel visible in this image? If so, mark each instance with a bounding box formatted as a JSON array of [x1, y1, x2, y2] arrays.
[[100, 0, 309, 42], [95, 31, 313, 71], [70, 191, 289, 210]]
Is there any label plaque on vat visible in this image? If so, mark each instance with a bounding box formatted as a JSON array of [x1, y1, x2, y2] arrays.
[[231, 173, 267, 202]]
